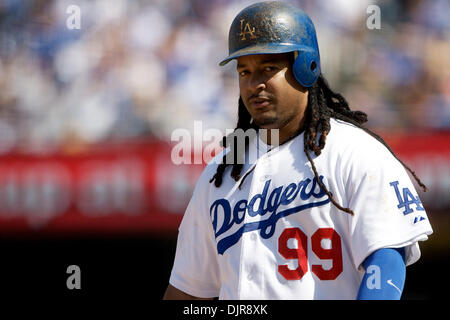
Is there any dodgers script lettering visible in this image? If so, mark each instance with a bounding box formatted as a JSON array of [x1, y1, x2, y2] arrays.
[[210, 176, 331, 254]]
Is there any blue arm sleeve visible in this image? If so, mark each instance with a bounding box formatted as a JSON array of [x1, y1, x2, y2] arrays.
[[357, 247, 406, 300]]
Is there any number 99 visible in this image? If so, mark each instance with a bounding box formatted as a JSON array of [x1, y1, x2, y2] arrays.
[[278, 227, 343, 281]]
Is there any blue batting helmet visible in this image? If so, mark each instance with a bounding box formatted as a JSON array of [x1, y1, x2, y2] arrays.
[[220, 1, 321, 87]]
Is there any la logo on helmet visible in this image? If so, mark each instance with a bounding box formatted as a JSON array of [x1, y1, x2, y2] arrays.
[[239, 19, 257, 41]]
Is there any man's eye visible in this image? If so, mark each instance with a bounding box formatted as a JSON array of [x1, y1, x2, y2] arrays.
[[239, 70, 249, 76], [264, 66, 276, 72]]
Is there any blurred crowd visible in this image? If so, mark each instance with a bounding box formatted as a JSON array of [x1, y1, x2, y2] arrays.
[[0, 0, 448, 154]]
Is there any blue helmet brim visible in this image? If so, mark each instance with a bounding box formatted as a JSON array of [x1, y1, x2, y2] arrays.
[[219, 43, 313, 66]]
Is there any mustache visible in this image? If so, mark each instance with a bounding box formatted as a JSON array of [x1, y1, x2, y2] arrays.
[[248, 93, 275, 101]]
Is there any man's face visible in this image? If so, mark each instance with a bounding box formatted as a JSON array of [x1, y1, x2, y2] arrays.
[[237, 53, 308, 131]]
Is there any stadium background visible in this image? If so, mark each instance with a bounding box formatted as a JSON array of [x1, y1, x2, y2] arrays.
[[0, 0, 448, 299]]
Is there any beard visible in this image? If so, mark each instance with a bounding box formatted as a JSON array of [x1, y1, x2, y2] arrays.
[[252, 110, 298, 130], [252, 115, 278, 127]]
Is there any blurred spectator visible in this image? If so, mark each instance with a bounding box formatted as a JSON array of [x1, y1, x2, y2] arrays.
[[0, 0, 448, 155]]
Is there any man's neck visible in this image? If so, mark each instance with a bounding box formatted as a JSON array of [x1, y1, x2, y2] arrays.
[[260, 119, 306, 146]]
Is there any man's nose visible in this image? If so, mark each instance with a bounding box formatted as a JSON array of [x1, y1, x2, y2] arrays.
[[249, 72, 267, 92]]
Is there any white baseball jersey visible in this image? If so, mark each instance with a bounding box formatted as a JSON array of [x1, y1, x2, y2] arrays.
[[169, 118, 433, 299]]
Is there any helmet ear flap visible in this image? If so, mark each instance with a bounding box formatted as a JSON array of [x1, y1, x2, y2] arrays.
[[293, 50, 321, 88]]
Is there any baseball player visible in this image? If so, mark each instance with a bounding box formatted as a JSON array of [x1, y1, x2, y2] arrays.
[[164, 1, 433, 300]]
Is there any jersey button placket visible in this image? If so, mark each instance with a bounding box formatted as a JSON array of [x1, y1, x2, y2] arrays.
[[243, 231, 262, 296], [256, 154, 270, 183], [240, 167, 263, 298]]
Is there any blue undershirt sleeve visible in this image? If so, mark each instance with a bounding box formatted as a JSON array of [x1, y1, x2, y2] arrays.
[[357, 247, 406, 300]]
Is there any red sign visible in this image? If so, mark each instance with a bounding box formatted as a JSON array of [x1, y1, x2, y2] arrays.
[[0, 140, 204, 235]]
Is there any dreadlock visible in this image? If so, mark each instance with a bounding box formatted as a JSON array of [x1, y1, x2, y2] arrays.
[[209, 74, 427, 215]]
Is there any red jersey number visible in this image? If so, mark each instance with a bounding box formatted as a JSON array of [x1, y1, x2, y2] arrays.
[[277, 227, 308, 280], [277, 227, 343, 281]]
